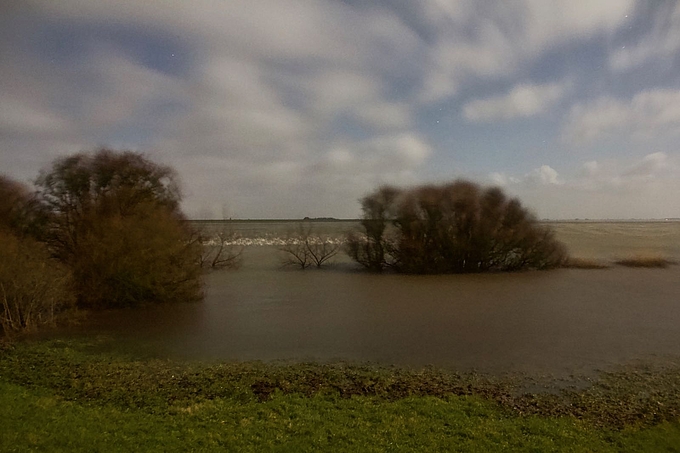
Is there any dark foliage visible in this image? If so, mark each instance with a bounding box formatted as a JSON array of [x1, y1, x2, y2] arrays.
[[3, 339, 680, 430], [0, 176, 73, 336], [347, 180, 567, 273], [33, 149, 203, 309], [345, 186, 399, 271]]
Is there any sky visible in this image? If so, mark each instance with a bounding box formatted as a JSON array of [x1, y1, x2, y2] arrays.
[[2, 0, 680, 220]]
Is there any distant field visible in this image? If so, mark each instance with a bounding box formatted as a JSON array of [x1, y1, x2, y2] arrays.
[[549, 221, 680, 261]]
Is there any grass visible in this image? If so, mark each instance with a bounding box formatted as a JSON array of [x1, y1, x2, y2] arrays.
[[1, 338, 680, 451]]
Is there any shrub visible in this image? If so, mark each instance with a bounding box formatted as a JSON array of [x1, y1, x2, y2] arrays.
[[347, 180, 567, 273], [33, 149, 203, 309], [0, 230, 74, 336], [0, 176, 74, 336]]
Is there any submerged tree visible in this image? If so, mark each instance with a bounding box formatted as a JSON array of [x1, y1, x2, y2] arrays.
[[34, 149, 203, 309], [194, 225, 243, 270], [345, 186, 399, 271], [281, 222, 340, 269], [347, 180, 567, 273]]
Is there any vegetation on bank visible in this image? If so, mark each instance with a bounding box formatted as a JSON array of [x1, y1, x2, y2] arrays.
[[1, 338, 680, 451], [347, 182, 567, 273], [0, 176, 75, 335]]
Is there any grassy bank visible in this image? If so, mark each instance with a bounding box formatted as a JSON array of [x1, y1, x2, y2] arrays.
[[1, 338, 680, 451]]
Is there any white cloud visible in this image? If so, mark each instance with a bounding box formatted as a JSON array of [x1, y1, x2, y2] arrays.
[[488, 172, 520, 186], [610, 2, 680, 71], [314, 133, 431, 186], [527, 165, 561, 185], [463, 82, 567, 121], [563, 89, 680, 143], [488, 165, 561, 186], [418, 0, 634, 101], [0, 97, 72, 136], [487, 153, 680, 219], [624, 152, 668, 178], [355, 102, 413, 131], [583, 160, 599, 175]]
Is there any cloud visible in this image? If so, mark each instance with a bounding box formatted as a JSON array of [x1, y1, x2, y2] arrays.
[[488, 172, 519, 186], [563, 89, 680, 143], [323, 133, 431, 175], [487, 153, 680, 219], [488, 164, 561, 187], [417, 0, 634, 101], [624, 152, 668, 178], [528, 165, 561, 185], [583, 160, 599, 176], [610, 2, 680, 71], [355, 102, 413, 131], [463, 82, 567, 121]]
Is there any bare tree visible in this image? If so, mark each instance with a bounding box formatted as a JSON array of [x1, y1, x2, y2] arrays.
[[281, 223, 340, 269], [196, 225, 243, 270]]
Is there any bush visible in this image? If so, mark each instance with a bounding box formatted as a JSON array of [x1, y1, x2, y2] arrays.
[[347, 180, 567, 273], [33, 149, 203, 309], [0, 230, 74, 336]]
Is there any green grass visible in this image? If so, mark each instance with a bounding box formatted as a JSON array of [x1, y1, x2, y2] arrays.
[[1, 338, 680, 452]]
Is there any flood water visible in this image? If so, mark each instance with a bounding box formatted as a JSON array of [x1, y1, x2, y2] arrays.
[[57, 221, 680, 375]]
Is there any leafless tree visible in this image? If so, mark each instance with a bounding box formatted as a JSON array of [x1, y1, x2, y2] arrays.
[[196, 225, 243, 270], [281, 223, 340, 269]]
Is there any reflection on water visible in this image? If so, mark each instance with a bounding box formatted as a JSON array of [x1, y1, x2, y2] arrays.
[[55, 222, 680, 375]]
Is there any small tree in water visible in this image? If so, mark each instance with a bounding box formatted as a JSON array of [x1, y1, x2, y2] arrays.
[[346, 181, 567, 273], [34, 149, 203, 309], [281, 222, 340, 269]]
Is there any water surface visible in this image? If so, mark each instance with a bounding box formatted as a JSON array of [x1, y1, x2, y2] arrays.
[[60, 221, 680, 375]]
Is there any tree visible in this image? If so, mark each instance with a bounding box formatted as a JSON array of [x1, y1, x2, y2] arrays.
[[194, 225, 243, 270], [281, 222, 340, 269], [34, 149, 203, 309], [345, 186, 399, 271], [0, 175, 35, 236], [347, 180, 567, 273]]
